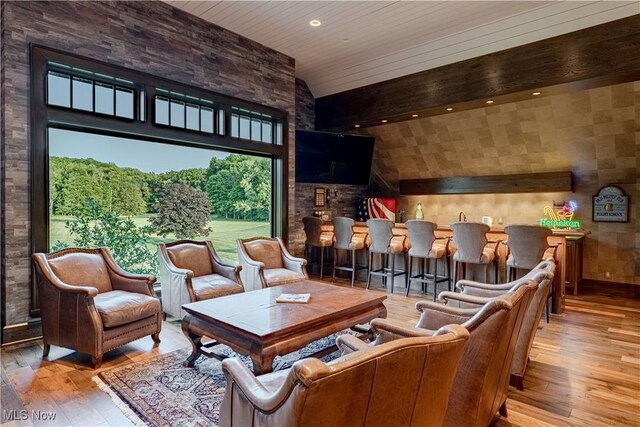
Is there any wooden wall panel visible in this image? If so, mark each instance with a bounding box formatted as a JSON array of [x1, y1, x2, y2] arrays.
[[316, 15, 640, 131]]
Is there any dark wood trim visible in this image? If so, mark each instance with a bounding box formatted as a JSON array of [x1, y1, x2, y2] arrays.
[[316, 15, 640, 131], [573, 279, 640, 299], [399, 171, 572, 195], [1, 319, 43, 346]]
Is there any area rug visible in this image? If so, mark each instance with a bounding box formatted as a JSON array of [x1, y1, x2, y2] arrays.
[[95, 331, 354, 427]]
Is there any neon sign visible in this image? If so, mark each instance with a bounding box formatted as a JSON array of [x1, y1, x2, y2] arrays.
[[539, 201, 581, 229]]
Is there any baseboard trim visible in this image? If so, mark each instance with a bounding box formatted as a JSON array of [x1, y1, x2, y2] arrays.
[[2, 319, 43, 346], [577, 279, 640, 298]]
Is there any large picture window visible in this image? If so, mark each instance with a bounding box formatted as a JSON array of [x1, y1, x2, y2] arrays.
[[31, 46, 288, 313]]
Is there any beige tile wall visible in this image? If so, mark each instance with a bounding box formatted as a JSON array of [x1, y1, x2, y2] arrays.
[[363, 82, 639, 285]]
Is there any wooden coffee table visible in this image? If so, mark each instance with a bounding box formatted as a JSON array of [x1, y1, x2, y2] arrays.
[[181, 280, 387, 374]]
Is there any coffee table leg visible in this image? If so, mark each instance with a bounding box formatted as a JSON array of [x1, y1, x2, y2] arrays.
[[251, 354, 274, 375], [182, 315, 203, 367]]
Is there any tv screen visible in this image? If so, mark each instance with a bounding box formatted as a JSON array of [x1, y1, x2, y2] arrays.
[[295, 130, 375, 185]]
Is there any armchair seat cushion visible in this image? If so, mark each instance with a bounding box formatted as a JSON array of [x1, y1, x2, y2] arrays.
[[94, 290, 161, 328], [263, 268, 306, 286], [191, 274, 244, 300]]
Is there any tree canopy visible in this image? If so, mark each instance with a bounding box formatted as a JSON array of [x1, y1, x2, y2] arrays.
[[151, 183, 211, 238]]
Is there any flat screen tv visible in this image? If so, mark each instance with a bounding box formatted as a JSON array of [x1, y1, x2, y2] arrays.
[[295, 130, 375, 185]]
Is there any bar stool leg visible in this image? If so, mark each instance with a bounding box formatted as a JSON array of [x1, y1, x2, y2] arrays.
[[405, 256, 413, 296], [447, 256, 452, 292], [403, 253, 409, 292], [484, 264, 489, 283], [351, 249, 356, 287], [332, 248, 338, 281], [390, 254, 396, 294], [320, 247, 325, 279], [433, 258, 439, 301], [366, 251, 373, 290]]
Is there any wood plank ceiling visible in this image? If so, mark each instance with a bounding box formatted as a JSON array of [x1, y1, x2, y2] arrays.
[[164, 1, 639, 97]]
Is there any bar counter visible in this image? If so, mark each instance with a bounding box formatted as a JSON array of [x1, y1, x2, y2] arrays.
[[321, 221, 588, 314]]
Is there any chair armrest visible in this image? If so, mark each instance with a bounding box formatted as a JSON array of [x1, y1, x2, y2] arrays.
[[278, 238, 308, 278], [336, 334, 369, 355], [101, 248, 156, 296], [371, 318, 436, 345], [222, 358, 299, 413], [32, 254, 99, 297], [237, 240, 266, 291], [211, 254, 242, 283], [438, 291, 492, 307], [415, 300, 479, 329], [455, 278, 521, 293]]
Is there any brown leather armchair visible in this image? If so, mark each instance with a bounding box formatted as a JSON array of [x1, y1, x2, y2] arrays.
[[368, 283, 537, 427], [450, 261, 556, 390], [158, 240, 244, 319], [220, 324, 470, 427], [32, 247, 162, 368], [237, 237, 307, 291]]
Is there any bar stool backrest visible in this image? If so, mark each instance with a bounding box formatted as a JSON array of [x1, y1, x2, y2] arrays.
[[332, 217, 355, 250], [405, 220, 437, 257], [505, 225, 552, 270], [451, 222, 490, 263], [367, 219, 394, 253], [303, 216, 324, 246]]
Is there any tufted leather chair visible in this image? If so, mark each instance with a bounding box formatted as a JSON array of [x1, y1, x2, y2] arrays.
[[237, 237, 308, 291], [369, 283, 537, 426], [158, 240, 244, 319], [220, 324, 470, 427], [451, 261, 556, 390], [32, 247, 162, 368]]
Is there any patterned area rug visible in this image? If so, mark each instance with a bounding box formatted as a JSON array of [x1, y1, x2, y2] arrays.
[[96, 332, 352, 427]]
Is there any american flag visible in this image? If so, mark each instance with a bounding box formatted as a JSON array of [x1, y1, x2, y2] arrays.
[[357, 197, 396, 222]]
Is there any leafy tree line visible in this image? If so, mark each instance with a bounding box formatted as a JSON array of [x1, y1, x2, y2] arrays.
[[50, 154, 270, 220]]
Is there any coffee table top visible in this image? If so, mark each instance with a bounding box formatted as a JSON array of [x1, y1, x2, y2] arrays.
[[182, 280, 387, 338]]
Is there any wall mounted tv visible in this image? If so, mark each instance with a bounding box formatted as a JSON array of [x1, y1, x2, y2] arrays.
[[295, 130, 375, 185]]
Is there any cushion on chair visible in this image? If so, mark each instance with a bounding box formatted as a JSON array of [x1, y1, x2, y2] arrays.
[[94, 290, 160, 328], [191, 274, 244, 300], [243, 240, 283, 269], [167, 243, 213, 277], [263, 268, 306, 285], [48, 252, 113, 294]]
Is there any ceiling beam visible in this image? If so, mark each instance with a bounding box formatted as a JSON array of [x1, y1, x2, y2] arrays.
[[315, 15, 640, 131]]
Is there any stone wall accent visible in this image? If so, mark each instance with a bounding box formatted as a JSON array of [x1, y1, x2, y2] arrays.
[[361, 82, 639, 285], [1, 1, 296, 328]]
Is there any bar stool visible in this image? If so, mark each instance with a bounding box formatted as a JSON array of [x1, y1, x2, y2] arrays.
[[302, 216, 334, 279], [450, 222, 499, 284], [366, 219, 408, 294], [332, 217, 368, 287], [504, 225, 555, 281], [404, 220, 451, 299]]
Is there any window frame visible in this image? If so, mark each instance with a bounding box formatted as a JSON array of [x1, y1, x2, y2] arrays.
[[30, 45, 289, 313]]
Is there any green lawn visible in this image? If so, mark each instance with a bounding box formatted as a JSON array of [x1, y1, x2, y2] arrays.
[[50, 214, 270, 263]]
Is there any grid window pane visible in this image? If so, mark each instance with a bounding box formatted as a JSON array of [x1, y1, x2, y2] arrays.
[[155, 96, 169, 125], [217, 109, 225, 135], [239, 115, 250, 139], [231, 113, 239, 138], [115, 88, 134, 119], [72, 77, 93, 111], [47, 72, 71, 107], [261, 121, 272, 143], [95, 83, 115, 115], [251, 118, 262, 142], [170, 100, 185, 128], [201, 107, 214, 133], [186, 104, 200, 130]]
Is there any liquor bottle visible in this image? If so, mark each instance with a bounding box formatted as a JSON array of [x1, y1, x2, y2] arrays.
[[415, 203, 424, 219]]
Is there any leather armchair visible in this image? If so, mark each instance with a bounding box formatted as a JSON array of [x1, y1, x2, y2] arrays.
[[368, 283, 537, 426], [220, 324, 469, 427], [237, 237, 307, 291], [32, 247, 162, 368], [445, 261, 556, 390], [158, 240, 244, 319]]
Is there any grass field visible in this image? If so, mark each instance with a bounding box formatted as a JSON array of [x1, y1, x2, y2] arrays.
[[50, 214, 270, 263]]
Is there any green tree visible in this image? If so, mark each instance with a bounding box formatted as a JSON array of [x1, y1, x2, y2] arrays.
[[151, 183, 211, 238], [51, 207, 158, 275]]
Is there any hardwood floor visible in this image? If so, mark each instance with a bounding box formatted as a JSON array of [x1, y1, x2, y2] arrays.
[[1, 279, 639, 426]]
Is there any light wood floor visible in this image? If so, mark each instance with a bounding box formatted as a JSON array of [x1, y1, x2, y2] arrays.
[[1, 279, 639, 426]]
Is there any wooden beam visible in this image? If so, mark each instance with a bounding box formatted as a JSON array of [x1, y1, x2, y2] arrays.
[[316, 15, 640, 131], [399, 172, 573, 195]]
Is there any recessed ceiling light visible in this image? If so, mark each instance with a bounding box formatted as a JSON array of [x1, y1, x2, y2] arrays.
[[486, 100, 494, 104], [532, 91, 541, 96], [446, 107, 453, 111], [412, 114, 418, 118], [309, 20, 321, 27], [381, 119, 388, 123], [354, 124, 361, 128]]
